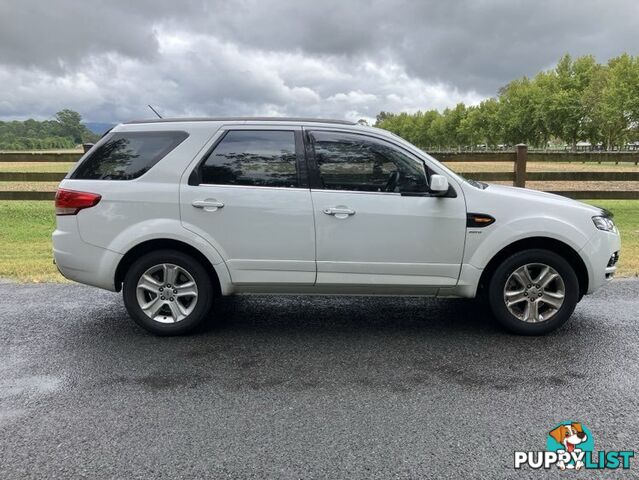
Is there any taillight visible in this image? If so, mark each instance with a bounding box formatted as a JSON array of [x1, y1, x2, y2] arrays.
[[55, 189, 101, 215]]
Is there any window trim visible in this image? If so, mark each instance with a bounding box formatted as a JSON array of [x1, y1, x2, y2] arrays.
[[303, 128, 457, 198], [69, 130, 189, 181], [189, 128, 308, 189]]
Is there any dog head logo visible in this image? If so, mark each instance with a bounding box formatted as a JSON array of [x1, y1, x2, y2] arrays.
[[546, 422, 594, 470], [549, 423, 588, 453]]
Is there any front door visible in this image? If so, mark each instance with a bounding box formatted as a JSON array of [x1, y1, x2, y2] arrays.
[[181, 126, 316, 285], [306, 129, 466, 289]]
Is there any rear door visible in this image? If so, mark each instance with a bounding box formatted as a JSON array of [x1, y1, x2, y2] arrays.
[[305, 129, 466, 289], [180, 125, 316, 285]]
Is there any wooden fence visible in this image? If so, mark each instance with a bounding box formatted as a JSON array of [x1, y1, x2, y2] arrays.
[[0, 145, 638, 200]]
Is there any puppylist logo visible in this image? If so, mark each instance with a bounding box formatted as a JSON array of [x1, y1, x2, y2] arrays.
[[514, 421, 635, 471]]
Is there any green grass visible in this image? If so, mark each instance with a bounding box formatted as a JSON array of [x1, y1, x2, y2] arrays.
[[0, 201, 61, 282], [0, 200, 637, 283]]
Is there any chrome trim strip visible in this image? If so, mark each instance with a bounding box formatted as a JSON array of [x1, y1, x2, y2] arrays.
[[310, 189, 402, 196], [198, 183, 310, 192], [197, 184, 418, 196]]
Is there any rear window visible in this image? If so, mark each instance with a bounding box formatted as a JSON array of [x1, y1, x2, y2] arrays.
[[71, 131, 188, 180]]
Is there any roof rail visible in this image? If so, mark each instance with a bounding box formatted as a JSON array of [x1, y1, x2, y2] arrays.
[[124, 116, 357, 125]]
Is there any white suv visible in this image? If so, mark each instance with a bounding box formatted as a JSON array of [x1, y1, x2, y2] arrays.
[[52, 117, 621, 335]]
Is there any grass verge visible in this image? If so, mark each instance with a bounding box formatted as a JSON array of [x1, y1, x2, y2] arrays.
[[0, 199, 637, 283], [0, 201, 60, 281]]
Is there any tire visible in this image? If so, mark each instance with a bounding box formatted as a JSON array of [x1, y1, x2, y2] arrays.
[[123, 249, 214, 335], [488, 249, 579, 335]]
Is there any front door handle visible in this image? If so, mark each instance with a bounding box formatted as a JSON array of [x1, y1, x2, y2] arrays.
[[323, 206, 355, 219], [192, 199, 224, 211]]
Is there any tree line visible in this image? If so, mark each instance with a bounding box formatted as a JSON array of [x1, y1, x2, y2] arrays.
[[374, 54, 639, 150], [0, 109, 99, 150]]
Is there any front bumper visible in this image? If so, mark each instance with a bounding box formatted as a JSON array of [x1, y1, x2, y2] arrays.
[[580, 229, 621, 294]]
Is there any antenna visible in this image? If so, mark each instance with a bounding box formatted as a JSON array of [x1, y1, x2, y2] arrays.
[[147, 105, 163, 119]]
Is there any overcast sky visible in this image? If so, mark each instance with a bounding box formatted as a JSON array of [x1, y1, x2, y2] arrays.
[[0, 0, 637, 123]]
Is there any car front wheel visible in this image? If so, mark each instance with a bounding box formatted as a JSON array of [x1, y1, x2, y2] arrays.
[[488, 249, 579, 335], [123, 249, 214, 335]]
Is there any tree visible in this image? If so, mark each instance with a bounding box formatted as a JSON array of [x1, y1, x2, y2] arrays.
[[498, 77, 542, 146], [374, 53, 639, 150], [54, 109, 99, 144], [585, 54, 639, 149], [543, 55, 598, 149], [459, 102, 502, 148], [0, 109, 99, 150]]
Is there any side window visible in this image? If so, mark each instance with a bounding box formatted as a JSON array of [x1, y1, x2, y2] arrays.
[[71, 131, 188, 180], [201, 130, 298, 187], [309, 131, 427, 193]]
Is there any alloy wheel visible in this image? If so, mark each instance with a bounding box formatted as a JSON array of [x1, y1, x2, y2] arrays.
[[503, 263, 565, 323], [136, 263, 198, 323]]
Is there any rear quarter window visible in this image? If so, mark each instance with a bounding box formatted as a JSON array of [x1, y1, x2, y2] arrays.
[[71, 131, 188, 180]]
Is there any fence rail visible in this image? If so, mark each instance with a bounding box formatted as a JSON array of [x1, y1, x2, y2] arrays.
[[0, 152, 82, 163], [0, 172, 66, 181], [462, 171, 639, 182], [429, 150, 639, 163], [0, 191, 55, 200], [0, 146, 638, 200]]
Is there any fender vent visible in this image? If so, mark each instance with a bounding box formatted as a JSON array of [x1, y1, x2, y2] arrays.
[[467, 213, 495, 228]]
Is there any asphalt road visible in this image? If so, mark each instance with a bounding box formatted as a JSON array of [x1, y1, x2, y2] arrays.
[[1, 280, 638, 479]]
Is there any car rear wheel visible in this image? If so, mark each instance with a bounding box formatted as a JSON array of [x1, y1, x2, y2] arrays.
[[123, 249, 214, 335], [488, 249, 579, 335]]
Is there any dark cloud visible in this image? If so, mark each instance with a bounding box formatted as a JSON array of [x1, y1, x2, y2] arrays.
[[0, 0, 637, 122]]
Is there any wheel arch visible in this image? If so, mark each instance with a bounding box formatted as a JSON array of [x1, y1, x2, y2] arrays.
[[114, 239, 224, 295], [477, 237, 589, 298]]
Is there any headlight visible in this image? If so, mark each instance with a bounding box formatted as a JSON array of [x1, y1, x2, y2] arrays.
[[592, 215, 616, 232]]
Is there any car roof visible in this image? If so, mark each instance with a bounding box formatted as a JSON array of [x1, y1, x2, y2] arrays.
[[123, 116, 357, 126]]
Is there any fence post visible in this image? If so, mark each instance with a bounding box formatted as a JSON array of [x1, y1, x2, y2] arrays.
[[515, 144, 527, 188]]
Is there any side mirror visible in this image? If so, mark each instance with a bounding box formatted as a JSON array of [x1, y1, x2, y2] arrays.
[[429, 174, 449, 195], [82, 143, 95, 153]]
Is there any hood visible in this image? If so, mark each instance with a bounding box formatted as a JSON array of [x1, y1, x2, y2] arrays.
[[472, 184, 606, 216]]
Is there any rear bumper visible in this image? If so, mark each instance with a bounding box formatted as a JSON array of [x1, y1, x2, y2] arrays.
[[580, 229, 621, 294], [52, 216, 122, 291]]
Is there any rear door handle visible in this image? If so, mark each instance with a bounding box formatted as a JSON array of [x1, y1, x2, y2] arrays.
[[192, 199, 224, 211], [323, 206, 355, 218]]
